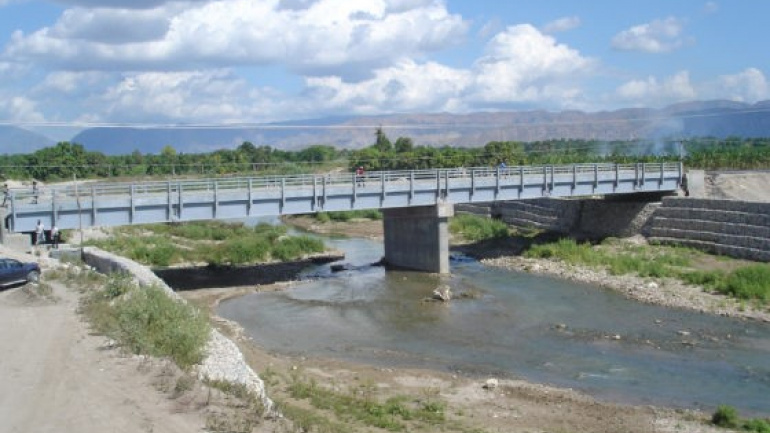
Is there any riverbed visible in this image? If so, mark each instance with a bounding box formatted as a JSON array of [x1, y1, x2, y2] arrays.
[[217, 234, 770, 416]]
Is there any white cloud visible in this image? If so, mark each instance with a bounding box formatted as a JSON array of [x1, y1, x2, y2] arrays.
[[616, 71, 696, 105], [0, 96, 46, 123], [542, 16, 581, 34], [611, 17, 687, 53], [716, 68, 769, 103], [304, 59, 472, 114], [3, 0, 468, 75], [470, 24, 593, 105], [703, 1, 719, 14]]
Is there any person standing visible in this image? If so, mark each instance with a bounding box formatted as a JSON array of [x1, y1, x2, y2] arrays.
[[355, 166, 366, 187], [50, 225, 60, 249], [1, 183, 8, 207], [35, 219, 45, 246]]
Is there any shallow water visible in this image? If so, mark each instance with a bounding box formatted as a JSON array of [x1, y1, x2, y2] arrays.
[[218, 235, 770, 415]]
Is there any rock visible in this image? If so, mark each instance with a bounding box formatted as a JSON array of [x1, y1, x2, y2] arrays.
[[330, 264, 348, 273], [483, 378, 498, 390], [554, 323, 567, 330], [646, 282, 659, 290], [432, 285, 452, 302], [677, 331, 691, 337]]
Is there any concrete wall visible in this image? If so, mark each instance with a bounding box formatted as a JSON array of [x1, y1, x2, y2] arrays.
[[383, 203, 453, 273], [648, 197, 770, 261]]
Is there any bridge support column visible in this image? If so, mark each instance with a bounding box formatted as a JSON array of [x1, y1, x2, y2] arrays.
[[382, 203, 453, 274]]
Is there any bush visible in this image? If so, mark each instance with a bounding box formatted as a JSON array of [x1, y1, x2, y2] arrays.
[[272, 236, 324, 261], [712, 405, 740, 428]]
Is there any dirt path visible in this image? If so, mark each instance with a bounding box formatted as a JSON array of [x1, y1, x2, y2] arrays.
[[0, 262, 206, 433]]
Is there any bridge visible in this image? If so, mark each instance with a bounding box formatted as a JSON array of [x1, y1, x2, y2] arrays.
[[2, 162, 683, 273]]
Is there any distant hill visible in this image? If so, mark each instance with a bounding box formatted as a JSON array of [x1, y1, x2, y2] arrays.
[[0, 126, 55, 154], [10, 100, 770, 155]]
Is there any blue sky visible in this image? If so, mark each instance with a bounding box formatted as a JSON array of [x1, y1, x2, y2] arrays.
[[0, 0, 768, 141]]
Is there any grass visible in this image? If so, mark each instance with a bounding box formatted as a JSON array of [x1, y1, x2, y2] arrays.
[[712, 405, 770, 432], [450, 214, 510, 242], [314, 209, 383, 222], [77, 272, 211, 369], [524, 238, 770, 306], [86, 221, 328, 267]]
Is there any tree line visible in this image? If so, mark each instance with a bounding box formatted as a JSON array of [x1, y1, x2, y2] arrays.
[[1, 130, 769, 182]]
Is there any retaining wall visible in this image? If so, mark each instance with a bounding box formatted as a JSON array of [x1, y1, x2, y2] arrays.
[[456, 196, 770, 262], [80, 246, 274, 413], [648, 197, 770, 262]]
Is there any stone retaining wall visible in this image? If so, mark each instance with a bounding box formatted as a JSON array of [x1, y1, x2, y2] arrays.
[[80, 247, 275, 413], [648, 197, 770, 262], [456, 196, 770, 262]]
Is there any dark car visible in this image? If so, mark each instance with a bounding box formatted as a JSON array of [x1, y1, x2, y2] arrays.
[[0, 258, 41, 287]]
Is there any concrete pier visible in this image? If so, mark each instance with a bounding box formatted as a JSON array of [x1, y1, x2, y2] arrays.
[[382, 203, 454, 274]]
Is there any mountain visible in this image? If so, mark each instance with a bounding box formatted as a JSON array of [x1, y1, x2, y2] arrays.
[[0, 126, 56, 154], [36, 100, 770, 155]]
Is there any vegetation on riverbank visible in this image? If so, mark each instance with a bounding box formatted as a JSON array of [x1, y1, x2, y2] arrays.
[[525, 238, 770, 306], [313, 209, 382, 223], [85, 221, 325, 267], [449, 213, 510, 242], [712, 405, 770, 432], [48, 266, 210, 369]]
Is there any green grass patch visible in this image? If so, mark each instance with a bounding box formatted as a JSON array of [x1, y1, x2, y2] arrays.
[[524, 239, 770, 306], [314, 209, 383, 222], [450, 214, 510, 242], [287, 376, 445, 432], [86, 221, 329, 267], [81, 274, 210, 369], [712, 405, 770, 432]]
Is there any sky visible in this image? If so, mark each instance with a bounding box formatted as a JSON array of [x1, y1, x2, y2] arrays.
[[0, 0, 768, 141]]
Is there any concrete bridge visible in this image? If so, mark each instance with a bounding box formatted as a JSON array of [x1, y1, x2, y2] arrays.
[[2, 162, 683, 273]]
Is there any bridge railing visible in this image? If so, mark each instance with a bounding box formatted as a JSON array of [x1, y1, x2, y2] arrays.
[[5, 162, 682, 205]]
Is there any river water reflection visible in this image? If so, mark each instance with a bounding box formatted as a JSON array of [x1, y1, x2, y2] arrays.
[[217, 235, 770, 415]]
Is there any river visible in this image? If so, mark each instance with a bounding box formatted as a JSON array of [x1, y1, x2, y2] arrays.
[[217, 232, 770, 416]]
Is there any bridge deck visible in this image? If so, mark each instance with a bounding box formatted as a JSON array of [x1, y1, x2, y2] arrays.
[[4, 163, 682, 232]]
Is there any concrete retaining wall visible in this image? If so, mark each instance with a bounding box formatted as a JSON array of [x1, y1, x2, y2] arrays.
[[80, 247, 274, 413]]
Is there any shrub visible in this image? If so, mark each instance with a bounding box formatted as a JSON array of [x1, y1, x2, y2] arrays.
[[712, 405, 740, 428], [272, 236, 324, 261]]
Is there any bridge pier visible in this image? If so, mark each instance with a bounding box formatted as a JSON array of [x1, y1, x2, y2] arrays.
[[382, 203, 453, 274]]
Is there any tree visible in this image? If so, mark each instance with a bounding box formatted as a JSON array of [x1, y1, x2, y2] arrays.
[[394, 137, 414, 153], [374, 127, 392, 153]]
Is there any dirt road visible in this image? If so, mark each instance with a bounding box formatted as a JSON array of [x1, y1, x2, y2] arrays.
[[0, 262, 205, 433]]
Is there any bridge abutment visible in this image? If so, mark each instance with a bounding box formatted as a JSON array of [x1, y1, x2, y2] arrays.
[[383, 203, 453, 274]]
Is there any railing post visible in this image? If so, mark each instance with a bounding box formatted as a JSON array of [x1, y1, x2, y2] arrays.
[[213, 181, 219, 219], [247, 178, 253, 216], [641, 163, 646, 187], [92, 186, 98, 226], [519, 167, 524, 196], [167, 181, 172, 220], [593, 164, 599, 191], [614, 163, 619, 189], [572, 165, 577, 190], [436, 169, 441, 200], [312, 176, 318, 211], [177, 182, 183, 220], [51, 192, 57, 228], [130, 184, 135, 224], [281, 178, 286, 211], [470, 169, 475, 198], [659, 162, 664, 186], [409, 171, 414, 204], [380, 172, 386, 204]]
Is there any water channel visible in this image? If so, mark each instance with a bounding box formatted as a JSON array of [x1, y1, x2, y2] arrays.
[[217, 231, 770, 416]]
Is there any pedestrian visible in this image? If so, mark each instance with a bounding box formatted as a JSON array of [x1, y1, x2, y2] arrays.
[[681, 173, 690, 197], [1, 183, 8, 207], [35, 219, 45, 246], [32, 180, 39, 204], [356, 166, 365, 187], [50, 225, 60, 249]]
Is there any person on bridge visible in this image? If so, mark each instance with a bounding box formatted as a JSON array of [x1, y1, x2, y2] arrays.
[[356, 166, 366, 187], [50, 225, 60, 249], [32, 180, 39, 204]]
